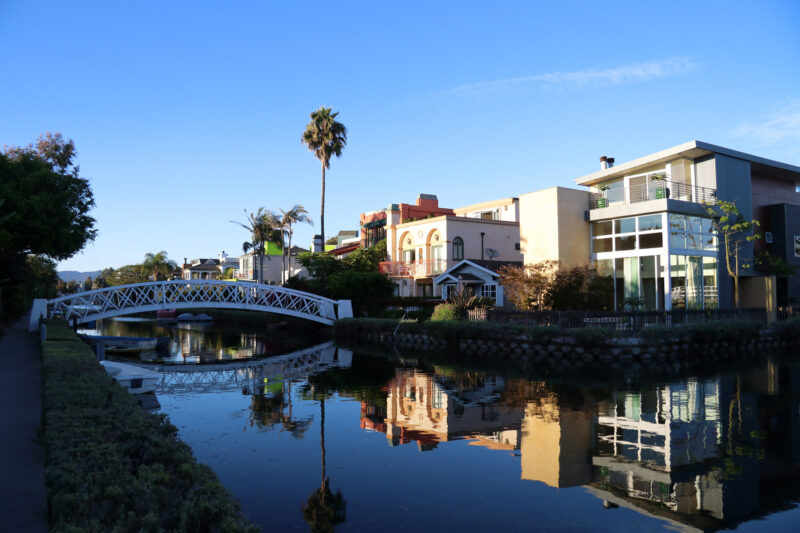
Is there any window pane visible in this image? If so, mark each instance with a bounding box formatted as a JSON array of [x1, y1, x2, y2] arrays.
[[615, 236, 636, 251], [594, 238, 613, 253], [669, 214, 685, 232], [670, 232, 685, 249], [687, 256, 703, 309], [638, 214, 662, 231], [639, 233, 663, 249], [686, 216, 703, 235], [592, 221, 613, 237], [703, 257, 718, 309], [670, 255, 686, 309], [615, 217, 636, 234], [594, 259, 615, 310]]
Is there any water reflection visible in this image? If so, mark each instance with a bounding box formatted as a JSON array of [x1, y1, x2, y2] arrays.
[[156, 344, 800, 532], [355, 358, 800, 530], [82, 316, 324, 364]]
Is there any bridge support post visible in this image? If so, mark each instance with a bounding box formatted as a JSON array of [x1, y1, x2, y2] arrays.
[[28, 299, 47, 332], [337, 300, 353, 319]]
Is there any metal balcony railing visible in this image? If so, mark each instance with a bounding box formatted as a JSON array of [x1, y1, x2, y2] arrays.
[[379, 259, 446, 277], [589, 179, 716, 210]]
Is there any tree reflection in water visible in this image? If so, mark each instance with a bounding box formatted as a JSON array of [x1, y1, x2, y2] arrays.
[[249, 379, 313, 439], [301, 386, 346, 533]]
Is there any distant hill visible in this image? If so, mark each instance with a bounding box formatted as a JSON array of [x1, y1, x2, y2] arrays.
[[58, 270, 102, 283]]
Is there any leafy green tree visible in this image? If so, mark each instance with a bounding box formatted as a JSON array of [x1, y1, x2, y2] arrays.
[[301, 107, 347, 246], [707, 201, 761, 308], [342, 239, 386, 272], [106, 265, 148, 286], [0, 134, 96, 318], [142, 251, 177, 281]]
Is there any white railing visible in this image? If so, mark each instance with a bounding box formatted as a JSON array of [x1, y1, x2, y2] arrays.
[[43, 280, 349, 326]]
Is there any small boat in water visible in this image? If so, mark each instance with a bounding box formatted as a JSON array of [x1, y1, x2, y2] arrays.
[[176, 312, 213, 322], [81, 335, 160, 353], [157, 309, 178, 320], [100, 361, 160, 394]]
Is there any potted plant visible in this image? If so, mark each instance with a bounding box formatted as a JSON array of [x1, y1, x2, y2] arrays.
[[596, 185, 609, 208], [651, 173, 667, 199]]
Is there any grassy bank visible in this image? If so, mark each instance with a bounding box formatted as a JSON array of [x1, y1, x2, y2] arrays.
[[41, 320, 259, 532]]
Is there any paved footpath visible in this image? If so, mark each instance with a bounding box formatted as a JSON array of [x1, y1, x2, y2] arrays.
[[0, 314, 48, 532]]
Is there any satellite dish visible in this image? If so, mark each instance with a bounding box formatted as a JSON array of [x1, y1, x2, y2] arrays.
[[485, 248, 499, 260]]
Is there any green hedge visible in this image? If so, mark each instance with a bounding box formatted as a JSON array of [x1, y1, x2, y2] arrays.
[[639, 319, 763, 346], [335, 317, 561, 345], [41, 320, 259, 533]]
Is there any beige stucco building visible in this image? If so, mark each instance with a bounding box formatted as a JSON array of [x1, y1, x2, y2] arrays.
[[381, 197, 522, 299]]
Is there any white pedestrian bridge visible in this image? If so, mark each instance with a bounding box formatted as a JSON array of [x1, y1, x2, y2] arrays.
[[29, 280, 352, 331]]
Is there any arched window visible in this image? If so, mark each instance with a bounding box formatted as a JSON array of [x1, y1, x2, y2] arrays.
[[452, 236, 464, 261]]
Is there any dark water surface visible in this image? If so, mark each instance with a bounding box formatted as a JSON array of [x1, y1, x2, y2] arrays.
[[143, 329, 800, 532], [89, 318, 800, 531]]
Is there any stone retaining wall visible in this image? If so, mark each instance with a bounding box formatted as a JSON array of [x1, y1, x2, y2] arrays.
[[337, 321, 799, 374]]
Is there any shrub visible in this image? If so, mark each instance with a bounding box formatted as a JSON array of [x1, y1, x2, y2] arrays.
[[41, 320, 258, 533], [408, 308, 434, 322], [571, 327, 619, 348], [772, 317, 800, 343], [430, 303, 460, 322]]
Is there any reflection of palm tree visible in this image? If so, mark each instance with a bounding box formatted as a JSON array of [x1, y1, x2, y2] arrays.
[[302, 393, 346, 533]]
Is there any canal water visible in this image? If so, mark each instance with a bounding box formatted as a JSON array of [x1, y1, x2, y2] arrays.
[[91, 318, 800, 531]]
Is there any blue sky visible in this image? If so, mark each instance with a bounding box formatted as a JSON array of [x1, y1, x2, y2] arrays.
[[2, 1, 799, 272]]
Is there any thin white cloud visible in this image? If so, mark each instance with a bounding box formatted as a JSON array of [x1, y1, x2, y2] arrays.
[[441, 57, 698, 97], [733, 99, 800, 147]]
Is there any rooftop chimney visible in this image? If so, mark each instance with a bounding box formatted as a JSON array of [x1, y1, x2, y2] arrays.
[[607, 157, 615, 168], [600, 156, 608, 170]]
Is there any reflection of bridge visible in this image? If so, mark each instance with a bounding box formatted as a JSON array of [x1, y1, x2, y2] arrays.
[[28, 280, 352, 329], [148, 342, 352, 395]]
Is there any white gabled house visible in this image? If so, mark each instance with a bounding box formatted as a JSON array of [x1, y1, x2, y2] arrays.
[[433, 259, 520, 305]]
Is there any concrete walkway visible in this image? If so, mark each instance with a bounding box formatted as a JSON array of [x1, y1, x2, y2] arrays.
[[0, 314, 47, 532]]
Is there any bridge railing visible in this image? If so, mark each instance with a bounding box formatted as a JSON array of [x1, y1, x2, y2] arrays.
[[32, 280, 350, 329]]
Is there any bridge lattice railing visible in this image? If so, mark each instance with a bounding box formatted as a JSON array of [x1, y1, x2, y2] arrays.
[[47, 280, 341, 324]]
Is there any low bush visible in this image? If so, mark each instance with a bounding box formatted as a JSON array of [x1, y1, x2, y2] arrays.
[[408, 307, 434, 322], [771, 317, 800, 343], [41, 320, 258, 533], [430, 303, 460, 322], [571, 327, 619, 348]]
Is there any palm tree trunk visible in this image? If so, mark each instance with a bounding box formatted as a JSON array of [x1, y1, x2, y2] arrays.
[[281, 230, 286, 285], [320, 398, 326, 484], [320, 161, 326, 249], [289, 229, 292, 278]]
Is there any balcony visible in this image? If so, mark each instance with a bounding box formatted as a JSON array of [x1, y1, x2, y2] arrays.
[[380, 259, 446, 278], [589, 179, 716, 210]]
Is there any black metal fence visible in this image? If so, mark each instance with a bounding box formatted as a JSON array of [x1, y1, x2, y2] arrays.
[[468, 307, 768, 332]]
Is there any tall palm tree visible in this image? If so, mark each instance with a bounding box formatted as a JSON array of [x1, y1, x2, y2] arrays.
[[301, 107, 347, 247], [142, 251, 176, 281], [277, 204, 312, 284], [232, 208, 272, 284]]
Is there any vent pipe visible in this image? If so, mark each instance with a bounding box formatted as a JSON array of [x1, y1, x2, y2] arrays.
[[599, 156, 615, 170]]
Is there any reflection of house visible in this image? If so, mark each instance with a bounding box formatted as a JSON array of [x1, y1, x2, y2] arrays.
[[519, 393, 593, 488], [372, 370, 523, 451], [381, 197, 522, 298], [575, 141, 800, 310]]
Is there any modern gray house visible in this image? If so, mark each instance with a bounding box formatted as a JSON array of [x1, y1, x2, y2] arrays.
[[574, 141, 800, 311]]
